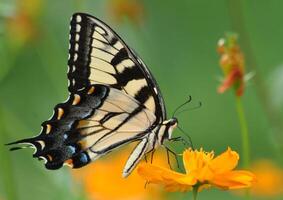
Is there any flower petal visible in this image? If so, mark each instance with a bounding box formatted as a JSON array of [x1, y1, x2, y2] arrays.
[[138, 163, 184, 181], [177, 172, 197, 186], [197, 165, 214, 182], [183, 148, 214, 174], [137, 163, 192, 192], [183, 149, 197, 173], [212, 170, 256, 190], [210, 147, 239, 173]]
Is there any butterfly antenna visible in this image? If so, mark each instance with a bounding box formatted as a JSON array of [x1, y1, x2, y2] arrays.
[[177, 126, 194, 150], [172, 96, 192, 117], [175, 101, 202, 116]]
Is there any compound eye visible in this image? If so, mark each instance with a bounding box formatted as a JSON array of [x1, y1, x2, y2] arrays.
[[172, 117, 178, 125]]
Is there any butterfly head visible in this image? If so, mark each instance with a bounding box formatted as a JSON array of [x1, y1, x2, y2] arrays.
[[162, 117, 178, 140], [169, 117, 178, 126]]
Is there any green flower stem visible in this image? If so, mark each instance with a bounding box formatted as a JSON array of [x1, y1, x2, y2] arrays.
[[235, 97, 251, 199], [192, 186, 198, 200], [235, 96, 250, 168], [228, 0, 283, 158]]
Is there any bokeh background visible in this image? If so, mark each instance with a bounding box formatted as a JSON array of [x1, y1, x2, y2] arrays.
[[0, 0, 283, 200]]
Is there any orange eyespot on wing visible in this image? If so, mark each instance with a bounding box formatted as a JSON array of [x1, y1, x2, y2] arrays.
[[88, 86, 95, 94], [46, 124, 52, 134], [72, 94, 81, 105], [64, 159, 74, 167], [57, 108, 64, 120]]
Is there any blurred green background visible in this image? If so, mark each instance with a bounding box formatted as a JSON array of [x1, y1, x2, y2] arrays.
[[0, 0, 283, 200]]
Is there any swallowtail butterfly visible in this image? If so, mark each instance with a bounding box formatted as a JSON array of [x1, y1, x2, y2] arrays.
[[8, 13, 182, 177]]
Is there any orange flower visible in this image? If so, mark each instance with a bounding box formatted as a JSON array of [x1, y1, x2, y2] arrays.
[[71, 146, 168, 200], [138, 147, 256, 193], [217, 34, 245, 96], [250, 159, 283, 196], [107, 0, 145, 25]]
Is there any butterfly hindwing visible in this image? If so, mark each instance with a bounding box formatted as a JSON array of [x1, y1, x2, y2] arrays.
[[8, 84, 108, 169], [8, 84, 157, 170]]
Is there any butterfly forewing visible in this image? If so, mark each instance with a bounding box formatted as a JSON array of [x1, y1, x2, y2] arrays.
[[68, 13, 166, 122]]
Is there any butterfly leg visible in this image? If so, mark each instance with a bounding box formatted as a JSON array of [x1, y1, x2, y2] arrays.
[[150, 149, 155, 164], [169, 136, 191, 147], [143, 149, 155, 189], [144, 148, 155, 163], [144, 153, 148, 162], [165, 146, 180, 169]]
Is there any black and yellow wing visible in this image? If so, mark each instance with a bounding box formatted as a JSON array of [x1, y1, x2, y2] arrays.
[[7, 13, 166, 176], [68, 13, 166, 120]]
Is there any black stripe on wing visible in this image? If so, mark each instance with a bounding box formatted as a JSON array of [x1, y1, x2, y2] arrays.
[[67, 13, 166, 121], [68, 14, 93, 92], [7, 85, 109, 169], [7, 84, 156, 170], [74, 87, 157, 156]]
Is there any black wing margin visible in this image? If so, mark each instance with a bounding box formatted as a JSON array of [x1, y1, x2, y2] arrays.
[[7, 85, 109, 169], [67, 13, 166, 121]]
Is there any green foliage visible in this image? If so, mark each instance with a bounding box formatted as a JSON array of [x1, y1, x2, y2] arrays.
[[0, 0, 282, 200]]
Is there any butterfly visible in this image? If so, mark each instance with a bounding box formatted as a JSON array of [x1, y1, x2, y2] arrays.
[[7, 12, 186, 177]]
